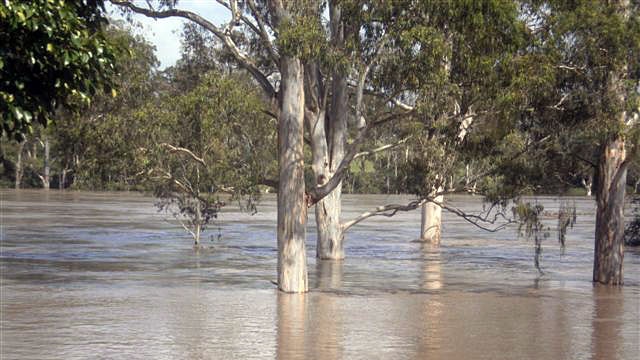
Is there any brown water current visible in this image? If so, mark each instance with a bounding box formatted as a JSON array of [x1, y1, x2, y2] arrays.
[[1, 190, 639, 359]]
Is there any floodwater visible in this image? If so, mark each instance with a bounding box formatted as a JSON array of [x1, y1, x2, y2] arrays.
[[1, 190, 638, 360]]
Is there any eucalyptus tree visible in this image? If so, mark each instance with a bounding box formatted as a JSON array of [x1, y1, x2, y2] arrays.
[[111, 0, 543, 291], [522, 0, 639, 285]]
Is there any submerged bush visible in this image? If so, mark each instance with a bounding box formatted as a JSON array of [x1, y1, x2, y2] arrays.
[[625, 197, 640, 247]]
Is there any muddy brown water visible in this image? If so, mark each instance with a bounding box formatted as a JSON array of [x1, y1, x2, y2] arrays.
[[1, 190, 638, 359]]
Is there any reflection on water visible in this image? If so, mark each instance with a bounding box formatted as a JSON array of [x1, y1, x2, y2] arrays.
[[420, 243, 443, 290], [592, 287, 626, 360], [1, 190, 639, 359]]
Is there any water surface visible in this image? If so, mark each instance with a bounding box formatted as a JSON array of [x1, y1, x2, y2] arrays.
[[1, 190, 639, 359]]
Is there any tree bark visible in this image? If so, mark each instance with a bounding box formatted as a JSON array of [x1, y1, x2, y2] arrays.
[[315, 77, 347, 260], [313, 3, 348, 260], [593, 137, 627, 285], [420, 190, 443, 244], [15, 141, 24, 189], [42, 136, 50, 190], [277, 56, 308, 293]]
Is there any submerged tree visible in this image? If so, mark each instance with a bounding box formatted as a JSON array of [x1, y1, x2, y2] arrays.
[[138, 70, 275, 245], [110, 0, 549, 291], [522, 0, 640, 285]]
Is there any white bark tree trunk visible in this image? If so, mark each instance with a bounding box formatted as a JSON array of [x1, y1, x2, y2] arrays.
[[420, 190, 443, 244], [15, 141, 24, 189], [42, 136, 50, 190], [194, 201, 202, 246], [277, 56, 308, 293], [313, 3, 348, 260]]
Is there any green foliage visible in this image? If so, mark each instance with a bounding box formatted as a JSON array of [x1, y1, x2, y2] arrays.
[[0, 0, 118, 140], [276, 13, 327, 60], [137, 69, 276, 240]]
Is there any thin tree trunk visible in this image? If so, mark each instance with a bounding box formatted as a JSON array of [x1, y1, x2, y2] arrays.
[[42, 136, 50, 190], [60, 166, 69, 190], [420, 190, 443, 244], [277, 56, 308, 293], [194, 201, 202, 246], [593, 137, 627, 285], [15, 141, 24, 189], [582, 174, 593, 197]]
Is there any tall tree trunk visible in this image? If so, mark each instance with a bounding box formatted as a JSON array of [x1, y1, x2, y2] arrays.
[[277, 56, 308, 293], [313, 3, 349, 260], [315, 77, 347, 260], [15, 141, 24, 189], [420, 190, 443, 244], [593, 0, 631, 285], [593, 137, 627, 285]]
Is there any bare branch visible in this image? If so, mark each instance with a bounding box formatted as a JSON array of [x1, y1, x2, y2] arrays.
[[110, 0, 277, 100], [308, 110, 411, 204], [353, 136, 411, 160], [557, 64, 586, 72], [341, 199, 425, 232], [215, 0, 280, 64], [426, 197, 518, 232], [160, 143, 206, 167], [246, 0, 279, 63]]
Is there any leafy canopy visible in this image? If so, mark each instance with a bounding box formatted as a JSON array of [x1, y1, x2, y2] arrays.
[[0, 0, 118, 140]]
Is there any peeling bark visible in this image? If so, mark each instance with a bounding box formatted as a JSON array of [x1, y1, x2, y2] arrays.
[[593, 137, 627, 285], [312, 2, 348, 260], [277, 56, 308, 293]]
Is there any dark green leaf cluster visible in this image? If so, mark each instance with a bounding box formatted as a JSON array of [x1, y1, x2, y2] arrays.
[[0, 0, 119, 140]]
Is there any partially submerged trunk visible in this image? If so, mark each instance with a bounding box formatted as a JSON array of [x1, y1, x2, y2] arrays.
[[582, 174, 593, 197], [277, 56, 308, 293], [194, 201, 202, 246], [593, 137, 627, 285], [41, 136, 50, 190], [314, 75, 347, 260], [315, 189, 344, 259], [313, 3, 348, 260], [420, 191, 443, 244], [15, 141, 24, 189]]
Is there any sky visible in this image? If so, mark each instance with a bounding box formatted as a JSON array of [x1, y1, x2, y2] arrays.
[[106, 1, 230, 69]]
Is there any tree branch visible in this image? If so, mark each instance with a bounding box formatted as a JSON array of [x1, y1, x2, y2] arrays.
[[308, 110, 411, 204], [160, 143, 206, 167], [426, 197, 518, 233], [353, 136, 411, 160], [341, 199, 425, 232], [110, 0, 277, 100]]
